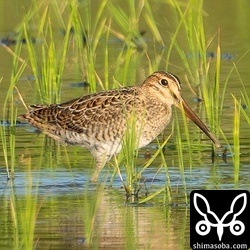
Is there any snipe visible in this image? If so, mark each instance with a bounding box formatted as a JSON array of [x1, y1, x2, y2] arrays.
[[19, 71, 220, 181]]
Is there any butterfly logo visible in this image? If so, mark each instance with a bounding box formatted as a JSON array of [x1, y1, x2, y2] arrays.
[[193, 193, 247, 241]]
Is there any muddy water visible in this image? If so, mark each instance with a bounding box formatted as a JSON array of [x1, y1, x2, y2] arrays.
[[1, 170, 191, 249], [0, 0, 250, 249]]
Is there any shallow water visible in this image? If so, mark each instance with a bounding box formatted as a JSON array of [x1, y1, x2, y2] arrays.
[[0, 0, 250, 249]]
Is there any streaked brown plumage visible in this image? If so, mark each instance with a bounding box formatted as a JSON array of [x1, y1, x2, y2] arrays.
[[19, 71, 220, 181]]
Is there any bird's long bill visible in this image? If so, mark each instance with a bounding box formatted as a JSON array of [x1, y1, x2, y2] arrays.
[[177, 97, 221, 148]]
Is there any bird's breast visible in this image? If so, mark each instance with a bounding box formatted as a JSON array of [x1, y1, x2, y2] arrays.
[[142, 103, 172, 144]]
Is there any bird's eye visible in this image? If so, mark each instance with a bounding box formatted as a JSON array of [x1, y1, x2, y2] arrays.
[[160, 79, 168, 86]]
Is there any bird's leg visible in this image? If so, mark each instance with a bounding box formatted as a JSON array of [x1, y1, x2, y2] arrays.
[[91, 155, 107, 182]]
